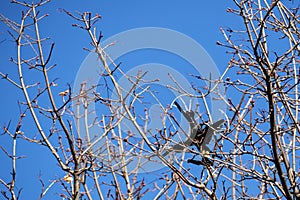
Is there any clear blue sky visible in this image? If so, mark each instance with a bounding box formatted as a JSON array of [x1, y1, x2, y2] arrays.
[[0, 1, 241, 199]]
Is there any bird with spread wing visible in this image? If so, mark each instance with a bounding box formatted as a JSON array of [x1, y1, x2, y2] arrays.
[[162, 101, 224, 165]]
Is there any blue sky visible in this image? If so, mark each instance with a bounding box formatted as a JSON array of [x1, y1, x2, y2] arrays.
[[0, 1, 240, 117], [0, 1, 242, 199]]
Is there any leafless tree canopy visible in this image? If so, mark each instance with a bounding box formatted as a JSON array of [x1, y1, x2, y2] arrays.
[[0, 0, 299, 199]]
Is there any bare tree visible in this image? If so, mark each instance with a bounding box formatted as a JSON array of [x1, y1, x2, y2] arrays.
[[0, 0, 299, 199], [218, 1, 300, 199]]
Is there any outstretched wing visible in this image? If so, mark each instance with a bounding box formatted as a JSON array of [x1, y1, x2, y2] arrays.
[[162, 102, 224, 158], [161, 102, 196, 157], [200, 119, 225, 153]]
